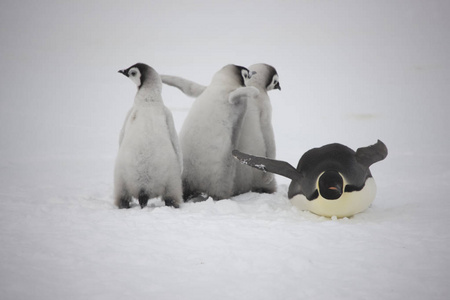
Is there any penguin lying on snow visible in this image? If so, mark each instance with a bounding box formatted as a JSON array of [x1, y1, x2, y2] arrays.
[[232, 140, 388, 217], [114, 63, 183, 209]]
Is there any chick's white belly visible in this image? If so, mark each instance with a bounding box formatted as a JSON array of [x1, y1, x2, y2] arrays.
[[116, 114, 178, 196]]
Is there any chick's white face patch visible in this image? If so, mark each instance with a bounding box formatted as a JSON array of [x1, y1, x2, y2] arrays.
[[241, 69, 253, 86], [128, 67, 141, 87], [267, 74, 280, 90]]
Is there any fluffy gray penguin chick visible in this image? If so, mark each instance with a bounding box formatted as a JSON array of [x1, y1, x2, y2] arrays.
[[178, 64, 259, 201], [114, 63, 183, 209], [161, 63, 280, 197], [233, 63, 280, 195]]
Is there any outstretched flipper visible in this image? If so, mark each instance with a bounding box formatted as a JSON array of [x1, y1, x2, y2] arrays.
[[161, 75, 207, 98], [355, 140, 388, 168], [232, 150, 303, 182]]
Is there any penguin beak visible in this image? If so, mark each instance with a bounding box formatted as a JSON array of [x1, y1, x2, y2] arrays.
[[275, 82, 281, 90], [327, 185, 343, 197], [248, 71, 257, 79], [118, 69, 128, 77], [318, 170, 344, 200]]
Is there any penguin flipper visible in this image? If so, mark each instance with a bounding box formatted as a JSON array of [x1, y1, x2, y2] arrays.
[[232, 150, 303, 182], [228, 86, 260, 105], [164, 107, 183, 173], [355, 140, 388, 168], [119, 108, 133, 145], [161, 75, 207, 97], [228, 87, 258, 150]]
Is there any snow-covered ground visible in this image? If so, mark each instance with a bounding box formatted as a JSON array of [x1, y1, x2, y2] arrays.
[[1, 1, 449, 299]]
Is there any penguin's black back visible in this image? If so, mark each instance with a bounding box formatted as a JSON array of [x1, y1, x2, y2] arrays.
[[293, 143, 371, 200]]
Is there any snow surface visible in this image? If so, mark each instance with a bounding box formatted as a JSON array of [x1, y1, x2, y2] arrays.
[[1, 0, 449, 299]]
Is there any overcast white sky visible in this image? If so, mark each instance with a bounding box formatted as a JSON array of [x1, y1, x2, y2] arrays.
[[0, 0, 449, 162]]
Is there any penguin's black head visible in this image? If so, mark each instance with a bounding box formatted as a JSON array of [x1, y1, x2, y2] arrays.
[[234, 65, 253, 87], [270, 74, 281, 91], [318, 170, 343, 200], [264, 65, 281, 91], [246, 64, 280, 91], [118, 63, 153, 88]]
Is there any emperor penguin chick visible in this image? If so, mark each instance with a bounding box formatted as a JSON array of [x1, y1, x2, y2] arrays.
[[114, 63, 183, 209], [161, 64, 280, 196], [180, 64, 259, 200], [233, 63, 281, 195]]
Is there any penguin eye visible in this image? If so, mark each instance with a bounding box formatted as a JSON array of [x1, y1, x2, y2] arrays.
[[129, 67, 140, 77]]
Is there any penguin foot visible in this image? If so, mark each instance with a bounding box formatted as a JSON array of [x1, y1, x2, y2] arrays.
[[184, 192, 208, 203], [163, 198, 180, 208], [114, 193, 131, 209], [117, 196, 131, 209], [138, 191, 149, 209], [189, 194, 209, 203], [252, 187, 276, 194]]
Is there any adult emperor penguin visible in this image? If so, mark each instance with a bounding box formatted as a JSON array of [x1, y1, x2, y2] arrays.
[[233, 63, 281, 195], [114, 63, 183, 209], [161, 63, 281, 196], [179, 64, 259, 200], [233, 140, 388, 217]]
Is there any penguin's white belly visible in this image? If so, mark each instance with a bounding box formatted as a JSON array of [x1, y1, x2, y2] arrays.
[[291, 178, 377, 218], [116, 108, 177, 195]]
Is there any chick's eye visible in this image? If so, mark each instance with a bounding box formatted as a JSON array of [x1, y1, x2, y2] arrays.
[[130, 71, 137, 76]]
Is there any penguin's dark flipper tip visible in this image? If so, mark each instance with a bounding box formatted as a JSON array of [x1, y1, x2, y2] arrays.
[[376, 139, 388, 158], [355, 140, 388, 167]]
